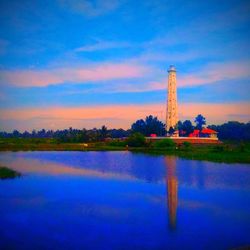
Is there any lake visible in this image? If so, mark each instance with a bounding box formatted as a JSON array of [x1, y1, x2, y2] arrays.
[[0, 151, 250, 249]]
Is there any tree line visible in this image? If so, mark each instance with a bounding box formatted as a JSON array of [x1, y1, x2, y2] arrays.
[[0, 115, 249, 141], [0, 126, 130, 143]]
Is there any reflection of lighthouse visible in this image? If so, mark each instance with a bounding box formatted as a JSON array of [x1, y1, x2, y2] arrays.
[[165, 156, 178, 229]]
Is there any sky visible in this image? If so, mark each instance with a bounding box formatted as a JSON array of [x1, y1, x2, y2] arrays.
[[0, 0, 249, 131]]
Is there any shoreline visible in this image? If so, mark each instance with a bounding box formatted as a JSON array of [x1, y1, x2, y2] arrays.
[[0, 144, 249, 164]]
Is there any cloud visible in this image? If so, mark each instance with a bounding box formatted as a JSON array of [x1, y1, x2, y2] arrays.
[[59, 0, 121, 17], [179, 61, 250, 87], [178, 102, 250, 123], [100, 60, 250, 93], [0, 102, 249, 131], [1, 59, 249, 94], [0, 63, 148, 87], [75, 40, 131, 52], [103, 80, 166, 93], [5, 157, 135, 180], [141, 61, 250, 92]]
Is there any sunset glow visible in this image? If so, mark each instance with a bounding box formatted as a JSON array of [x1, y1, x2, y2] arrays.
[[0, 0, 249, 131]]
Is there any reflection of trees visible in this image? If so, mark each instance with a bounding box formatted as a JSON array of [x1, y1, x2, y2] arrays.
[[165, 157, 178, 229]]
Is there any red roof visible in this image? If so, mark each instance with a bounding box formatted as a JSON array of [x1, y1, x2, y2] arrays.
[[201, 128, 217, 134], [188, 130, 200, 137]]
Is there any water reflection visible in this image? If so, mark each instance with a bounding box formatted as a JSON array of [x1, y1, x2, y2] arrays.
[[0, 152, 250, 249], [165, 157, 178, 229], [1, 152, 250, 191]]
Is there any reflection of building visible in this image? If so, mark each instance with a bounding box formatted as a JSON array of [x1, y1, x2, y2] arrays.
[[166, 65, 178, 132], [165, 157, 178, 229]]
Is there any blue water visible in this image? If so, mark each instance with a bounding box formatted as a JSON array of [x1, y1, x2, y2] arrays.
[[0, 151, 249, 250]]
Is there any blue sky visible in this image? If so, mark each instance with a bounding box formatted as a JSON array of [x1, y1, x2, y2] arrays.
[[0, 0, 249, 131]]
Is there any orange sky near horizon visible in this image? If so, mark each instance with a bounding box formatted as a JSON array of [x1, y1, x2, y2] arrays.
[[0, 102, 249, 132]]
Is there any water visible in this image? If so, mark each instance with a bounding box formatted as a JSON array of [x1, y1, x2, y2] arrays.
[[0, 151, 249, 250]]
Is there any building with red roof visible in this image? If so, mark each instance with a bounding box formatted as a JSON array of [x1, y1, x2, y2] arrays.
[[188, 129, 200, 137], [201, 128, 218, 138], [188, 128, 218, 138]]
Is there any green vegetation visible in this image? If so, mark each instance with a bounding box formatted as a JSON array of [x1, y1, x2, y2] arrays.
[[0, 166, 21, 179], [106, 140, 127, 147], [177, 120, 194, 136], [194, 114, 206, 130], [1, 117, 250, 141], [153, 138, 175, 149], [208, 121, 250, 141], [0, 137, 250, 164], [131, 115, 165, 136], [182, 141, 192, 150], [146, 141, 250, 164], [127, 133, 146, 147]]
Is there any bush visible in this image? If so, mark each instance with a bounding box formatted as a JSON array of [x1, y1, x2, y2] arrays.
[[238, 142, 246, 152], [0, 166, 21, 179], [126, 133, 146, 147], [94, 142, 105, 147], [212, 145, 224, 153], [107, 140, 127, 147], [153, 138, 175, 149], [183, 141, 191, 149]]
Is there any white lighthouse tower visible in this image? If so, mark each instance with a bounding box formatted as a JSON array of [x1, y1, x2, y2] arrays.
[[166, 65, 178, 132]]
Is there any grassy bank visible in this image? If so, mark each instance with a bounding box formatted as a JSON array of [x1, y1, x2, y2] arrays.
[[0, 138, 250, 164], [0, 138, 123, 151], [0, 166, 21, 179], [137, 146, 250, 164]]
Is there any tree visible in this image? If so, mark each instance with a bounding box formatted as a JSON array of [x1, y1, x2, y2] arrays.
[[208, 121, 250, 141], [32, 130, 37, 137], [177, 121, 183, 130], [37, 129, 46, 138], [168, 127, 175, 135], [100, 125, 108, 140], [131, 115, 165, 136], [195, 114, 206, 130], [23, 131, 31, 138], [182, 120, 194, 136], [145, 115, 166, 136], [110, 129, 130, 138], [87, 128, 100, 142], [1, 121, 250, 141], [77, 129, 89, 142], [12, 130, 21, 138], [131, 119, 146, 135]]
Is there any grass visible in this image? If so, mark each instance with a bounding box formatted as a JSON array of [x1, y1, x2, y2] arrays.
[[0, 166, 21, 179], [0, 138, 250, 164], [145, 147, 250, 164]]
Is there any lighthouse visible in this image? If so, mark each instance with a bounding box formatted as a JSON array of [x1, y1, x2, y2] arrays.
[[166, 65, 178, 132]]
